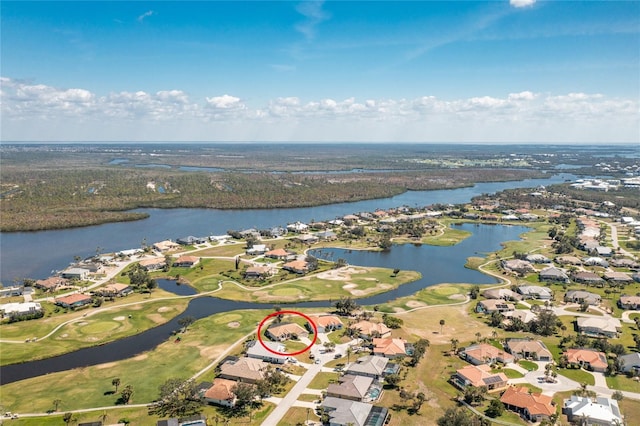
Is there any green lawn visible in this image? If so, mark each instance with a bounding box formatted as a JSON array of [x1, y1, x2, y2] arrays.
[[277, 407, 320, 426], [518, 360, 539, 371], [605, 374, 640, 392], [556, 368, 595, 386], [307, 372, 340, 389], [496, 368, 525, 379]]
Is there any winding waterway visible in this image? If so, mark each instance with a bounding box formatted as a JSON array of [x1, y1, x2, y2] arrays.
[[0, 173, 573, 284], [0, 222, 527, 385]]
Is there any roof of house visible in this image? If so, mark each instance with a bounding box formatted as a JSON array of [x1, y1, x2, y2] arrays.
[[56, 293, 92, 305], [505, 340, 552, 358], [265, 248, 289, 257], [572, 272, 603, 281], [350, 320, 391, 337], [517, 285, 553, 297], [372, 338, 406, 356], [266, 322, 307, 338], [246, 341, 288, 361], [482, 288, 522, 300], [103, 283, 130, 292], [565, 290, 601, 300], [282, 260, 309, 271], [456, 364, 508, 388], [139, 258, 166, 267], [565, 348, 608, 370], [502, 310, 537, 324], [220, 357, 268, 382], [477, 299, 515, 311], [321, 396, 373, 426], [312, 315, 343, 328], [577, 317, 621, 334], [347, 355, 389, 377], [153, 240, 179, 250], [462, 343, 514, 363], [204, 378, 237, 401], [604, 271, 632, 281], [500, 386, 555, 416], [555, 255, 582, 265], [620, 295, 640, 305], [175, 255, 199, 264], [538, 267, 568, 279], [35, 276, 68, 288], [327, 374, 373, 400], [245, 265, 273, 275], [620, 352, 640, 369], [563, 395, 622, 424]]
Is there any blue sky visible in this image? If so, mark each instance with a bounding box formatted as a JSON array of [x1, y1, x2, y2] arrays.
[[1, 1, 639, 143]]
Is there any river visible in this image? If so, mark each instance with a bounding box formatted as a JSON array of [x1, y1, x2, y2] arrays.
[[0, 222, 527, 384], [0, 173, 573, 284]]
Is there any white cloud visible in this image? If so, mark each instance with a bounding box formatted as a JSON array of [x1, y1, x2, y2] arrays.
[[295, 1, 330, 40], [137, 10, 154, 23], [510, 0, 536, 8], [1, 77, 638, 142]]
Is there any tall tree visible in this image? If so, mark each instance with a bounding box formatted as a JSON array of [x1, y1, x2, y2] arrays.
[[148, 378, 203, 417], [112, 377, 121, 394], [439, 319, 445, 334], [120, 385, 134, 405]]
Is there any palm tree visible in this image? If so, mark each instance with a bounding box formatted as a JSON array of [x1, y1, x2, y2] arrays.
[[439, 319, 445, 334], [53, 399, 61, 412], [450, 338, 459, 354], [112, 377, 121, 393]]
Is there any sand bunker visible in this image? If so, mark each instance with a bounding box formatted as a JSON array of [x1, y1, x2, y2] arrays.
[[228, 321, 240, 328], [157, 306, 171, 312], [448, 294, 466, 300], [342, 284, 357, 289], [405, 300, 427, 308], [113, 316, 126, 321]]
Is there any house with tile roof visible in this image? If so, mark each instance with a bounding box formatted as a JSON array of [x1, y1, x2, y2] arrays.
[[139, 257, 167, 271], [564, 348, 608, 373], [98, 283, 133, 297], [537, 267, 569, 284], [282, 259, 310, 274], [505, 339, 552, 362], [500, 386, 556, 422], [326, 374, 379, 402], [346, 355, 392, 380], [604, 271, 633, 284], [265, 322, 309, 341], [244, 265, 275, 279], [475, 299, 515, 314], [502, 310, 537, 326], [55, 293, 93, 309], [60, 267, 91, 280], [35, 276, 68, 292], [481, 288, 522, 301], [618, 295, 640, 310], [577, 317, 622, 338], [452, 364, 508, 391], [321, 397, 389, 426], [564, 290, 601, 305], [501, 259, 535, 274], [153, 240, 180, 252], [204, 378, 237, 407], [219, 357, 268, 384], [349, 320, 392, 339], [372, 338, 407, 359], [517, 285, 554, 300], [173, 256, 200, 267], [460, 343, 514, 365], [309, 315, 343, 333], [264, 248, 292, 260], [563, 396, 622, 426]]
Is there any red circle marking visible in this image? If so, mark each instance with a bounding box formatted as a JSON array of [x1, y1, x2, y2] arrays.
[[256, 310, 318, 356]]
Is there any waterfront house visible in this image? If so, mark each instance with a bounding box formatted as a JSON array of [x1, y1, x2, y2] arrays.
[[153, 240, 180, 252], [0, 285, 24, 298], [349, 320, 392, 339], [460, 343, 514, 365], [98, 283, 133, 297], [481, 288, 522, 301], [500, 386, 555, 422], [563, 396, 622, 426], [295, 234, 319, 245], [505, 339, 552, 362], [618, 295, 640, 310], [139, 258, 167, 271], [564, 290, 601, 305], [204, 378, 237, 407], [346, 356, 393, 380], [176, 236, 207, 245], [372, 338, 407, 359], [264, 248, 292, 260], [501, 259, 535, 275], [173, 256, 200, 268], [245, 341, 287, 364], [475, 299, 515, 314], [35, 276, 68, 292], [309, 315, 343, 333], [55, 293, 93, 309], [577, 317, 622, 338], [537, 267, 569, 283], [286, 222, 309, 233], [219, 357, 268, 384], [326, 374, 378, 402], [61, 268, 90, 281], [265, 322, 309, 341], [282, 259, 310, 274], [517, 285, 553, 300], [564, 348, 608, 372], [452, 364, 508, 391], [321, 397, 389, 426]]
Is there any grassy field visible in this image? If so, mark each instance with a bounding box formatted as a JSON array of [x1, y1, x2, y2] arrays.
[[307, 372, 340, 390], [606, 374, 640, 392], [277, 406, 320, 426], [556, 368, 595, 386], [376, 283, 471, 313]]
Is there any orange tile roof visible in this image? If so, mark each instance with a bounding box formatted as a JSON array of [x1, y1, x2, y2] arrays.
[[350, 320, 391, 337], [267, 322, 307, 338], [204, 378, 237, 401], [176, 255, 199, 263], [36, 276, 67, 288], [456, 364, 508, 388], [500, 386, 555, 416], [565, 348, 608, 370], [463, 343, 514, 364], [56, 293, 92, 305], [265, 248, 289, 257], [373, 338, 406, 356], [313, 315, 343, 328]]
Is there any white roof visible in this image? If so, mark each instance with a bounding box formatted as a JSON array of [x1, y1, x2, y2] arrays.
[[564, 396, 622, 424]]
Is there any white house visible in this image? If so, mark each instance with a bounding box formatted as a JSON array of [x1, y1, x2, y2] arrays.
[[563, 396, 622, 426]]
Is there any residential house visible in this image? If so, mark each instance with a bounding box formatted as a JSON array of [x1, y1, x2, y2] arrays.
[[176, 236, 206, 245], [502, 310, 537, 326], [583, 257, 610, 268], [282, 260, 310, 274], [475, 299, 515, 314], [321, 397, 388, 426], [60, 268, 90, 280], [265, 322, 309, 341], [295, 234, 319, 245], [153, 240, 180, 252], [517, 285, 554, 300], [309, 315, 343, 333], [482, 288, 522, 301], [264, 248, 291, 260], [564, 290, 601, 305], [555, 255, 583, 266], [173, 256, 200, 268], [501, 259, 535, 275], [538, 267, 569, 283], [610, 258, 639, 268], [460, 343, 514, 365], [563, 396, 623, 426], [526, 254, 551, 264], [349, 320, 392, 339], [346, 356, 392, 381], [285, 221, 308, 233], [505, 340, 552, 362], [139, 258, 167, 271], [618, 295, 640, 310], [204, 378, 237, 407], [76, 262, 104, 274], [372, 338, 407, 359], [326, 374, 378, 402], [55, 294, 93, 309], [244, 265, 275, 279], [0, 302, 43, 320], [0, 285, 24, 298], [500, 386, 556, 422], [595, 246, 613, 257], [452, 364, 508, 391], [246, 244, 268, 255], [219, 357, 268, 384], [98, 283, 133, 297], [619, 352, 640, 375], [245, 341, 287, 364], [572, 272, 605, 287], [604, 271, 633, 284], [634, 272, 640, 283], [564, 348, 608, 372], [316, 230, 338, 241], [35, 276, 68, 292], [577, 317, 622, 338]]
